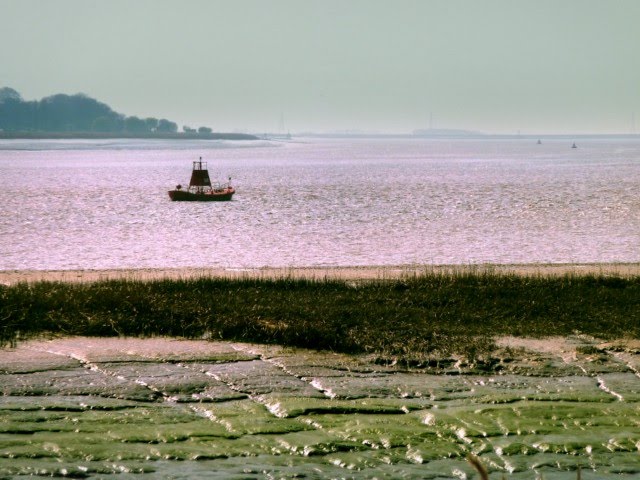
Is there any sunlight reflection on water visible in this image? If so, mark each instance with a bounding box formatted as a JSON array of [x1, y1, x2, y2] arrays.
[[1, 138, 639, 270]]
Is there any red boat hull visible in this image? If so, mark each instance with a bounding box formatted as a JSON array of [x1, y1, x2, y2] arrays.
[[168, 188, 234, 201]]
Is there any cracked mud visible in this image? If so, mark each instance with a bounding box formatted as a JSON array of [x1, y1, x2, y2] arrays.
[[1, 336, 639, 479]]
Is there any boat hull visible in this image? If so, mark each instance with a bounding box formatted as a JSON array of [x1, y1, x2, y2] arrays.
[[168, 189, 234, 201]]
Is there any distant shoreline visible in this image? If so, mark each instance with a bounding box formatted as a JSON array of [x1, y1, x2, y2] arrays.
[[1, 263, 639, 285], [2, 132, 640, 141], [301, 132, 640, 140], [0, 131, 259, 140]]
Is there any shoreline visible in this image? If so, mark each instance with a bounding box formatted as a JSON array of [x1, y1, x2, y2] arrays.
[[1, 262, 639, 285], [0, 132, 259, 140]]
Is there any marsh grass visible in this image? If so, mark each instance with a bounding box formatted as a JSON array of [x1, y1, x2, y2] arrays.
[[1, 272, 638, 360]]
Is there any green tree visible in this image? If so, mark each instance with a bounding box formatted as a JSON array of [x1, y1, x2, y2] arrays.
[[0, 87, 22, 102], [157, 118, 178, 133], [92, 115, 122, 132], [144, 117, 158, 131], [125, 116, 148, 133]]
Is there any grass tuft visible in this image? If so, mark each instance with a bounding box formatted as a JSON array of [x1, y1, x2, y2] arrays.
[[1, 272, 638, 360]]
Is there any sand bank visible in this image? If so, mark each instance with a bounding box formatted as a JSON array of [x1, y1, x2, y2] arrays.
[[1, 263, 639, 285]]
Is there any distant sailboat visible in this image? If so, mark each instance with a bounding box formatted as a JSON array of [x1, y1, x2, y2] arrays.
[[571, 142, 577, 149], [264, 113, 293, 141], [537, 139, 542, 145]]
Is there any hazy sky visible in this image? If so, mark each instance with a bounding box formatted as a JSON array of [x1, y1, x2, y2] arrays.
[[2, 0, 639, 134]]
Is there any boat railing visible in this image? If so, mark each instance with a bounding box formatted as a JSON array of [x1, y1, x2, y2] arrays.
[[193, 160, 208, 170]]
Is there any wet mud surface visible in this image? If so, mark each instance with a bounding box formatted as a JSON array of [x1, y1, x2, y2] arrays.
[[1, 336, 639, 479]]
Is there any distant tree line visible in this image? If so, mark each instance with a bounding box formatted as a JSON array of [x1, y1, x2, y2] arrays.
[[0, 87, 212, 135]]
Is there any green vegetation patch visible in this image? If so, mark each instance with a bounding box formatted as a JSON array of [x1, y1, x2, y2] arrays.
[[1, 273, 638, 360]]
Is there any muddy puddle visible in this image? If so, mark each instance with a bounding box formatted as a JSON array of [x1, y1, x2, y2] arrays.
[[1, 336, 639, 479]]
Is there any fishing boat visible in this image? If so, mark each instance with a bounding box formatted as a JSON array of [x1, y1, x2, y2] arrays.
[[168, 157, 235, 201]]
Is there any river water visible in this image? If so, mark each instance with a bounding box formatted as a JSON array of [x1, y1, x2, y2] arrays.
[[0, 137, 638, 270]]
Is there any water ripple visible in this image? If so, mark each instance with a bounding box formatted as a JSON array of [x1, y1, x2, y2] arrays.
[[1, 138, 639, 269]]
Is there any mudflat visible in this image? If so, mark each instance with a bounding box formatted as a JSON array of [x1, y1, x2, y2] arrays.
[[1, 262, 639, 285], [1, 336, 639, 478]]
